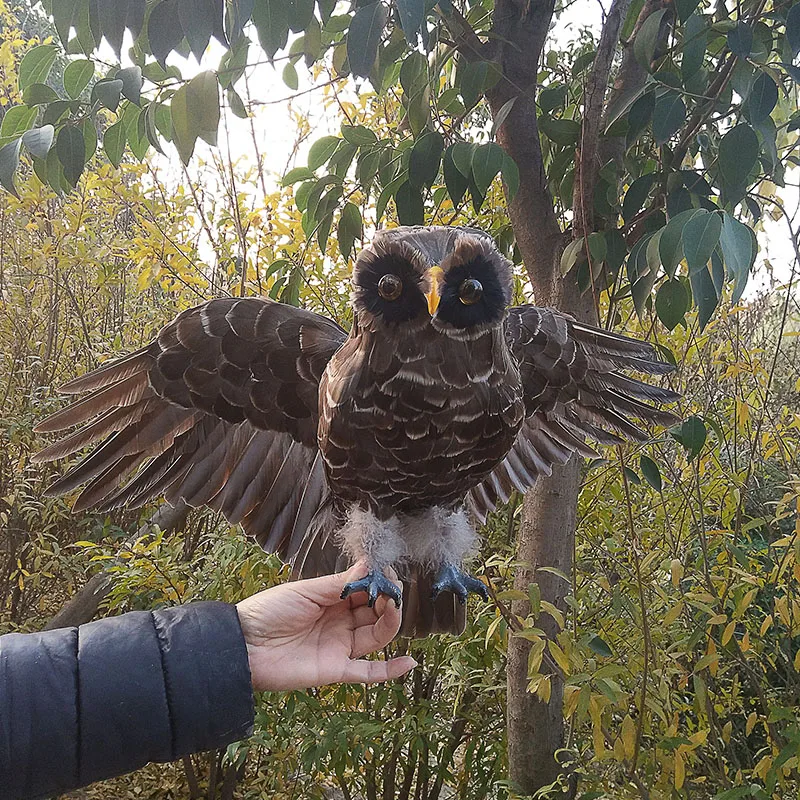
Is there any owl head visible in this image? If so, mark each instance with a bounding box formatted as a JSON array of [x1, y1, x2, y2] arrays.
[[351, 226, 513, 339]]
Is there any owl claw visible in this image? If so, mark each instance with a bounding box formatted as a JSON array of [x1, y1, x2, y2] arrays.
[[431, 564, 489, 605], [341, 571, 403, 608]]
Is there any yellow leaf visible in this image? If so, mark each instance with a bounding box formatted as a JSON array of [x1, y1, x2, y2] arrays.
[[794, 649, 800, 672], [536, 675, 552, 703], [760, 615, 773, 636], [547, 641, 571, 676], [754, 754, 772, 780], [689, 729, 709, 748], [621, 715, 636, 760], [670, 558, 683, 587], [746, 712, 757, 736], [708, 614, 727, 625], [735, 588, 758, 618], [741, 631, 751, 652], [722, 621, 736, 645], [674, 750, 685, 790], [664, 601, 683, 626]]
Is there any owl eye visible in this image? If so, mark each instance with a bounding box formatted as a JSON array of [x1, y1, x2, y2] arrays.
[[378, 273, 403, 301], [459, 278, 483, 305]]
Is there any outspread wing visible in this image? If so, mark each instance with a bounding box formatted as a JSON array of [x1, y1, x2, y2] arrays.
[[33, 297, 347, 553], [469, 306, 680, 521]]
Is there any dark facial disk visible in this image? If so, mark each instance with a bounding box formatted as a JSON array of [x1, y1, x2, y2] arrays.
[[353, 251, 426, 324], [436, 253, 508, 329]]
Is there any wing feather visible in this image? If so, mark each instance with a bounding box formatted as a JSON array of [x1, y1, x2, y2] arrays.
[[35, 297, 348, 561], [471, 306, 679, 521]]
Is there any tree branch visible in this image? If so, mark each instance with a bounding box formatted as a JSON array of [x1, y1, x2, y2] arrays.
[[573, 0, 634, 242], [436, 3, 486, 61]]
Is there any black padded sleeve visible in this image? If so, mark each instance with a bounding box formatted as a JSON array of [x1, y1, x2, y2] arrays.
[[0, 601, 254, 799]]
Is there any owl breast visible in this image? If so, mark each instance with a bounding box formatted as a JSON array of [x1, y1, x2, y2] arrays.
[[318, 325, 525, 515]]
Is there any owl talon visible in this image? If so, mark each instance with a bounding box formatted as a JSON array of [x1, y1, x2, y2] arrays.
[[431, 564, 489, 605], [341, 571, 403, 608]]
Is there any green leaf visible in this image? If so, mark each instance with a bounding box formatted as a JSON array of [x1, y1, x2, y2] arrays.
[[23, 83, 60, 105], [148, 0, 185, 67], [727, 21, 753, 58], [63, 59, 94, 99], [622, 173, 656, 222], [682, 210, 721, 274], [308, 136, 340, 170], [681, 13, 706, 81], [627, 233, 657, 318], [671, 416, 707, 460], [675, 0, 700, 23], [21, 125, 54, 159], [587, 635, 613, 658], [788, 3, 800, 59], [742, 71, 777, 123], [282, 62, 299, 90], [178, 0, 216, 61], [625, 92, 655, 149], [459, 60, 489, 109], [288, 0, 315, 32], [443, 145, 468, 207], [451, 141, 474, 178], [538, 115, 581, 146], [639, 455, 663, 491], [394, 180, 424, 225], [253, 0, 290, 60], [659, 209, 700, 277], [652, 91, 686, 144], [56, 124, 86, 186], [409, 131, 443, 189], [634, 8, 668, 71], [341, 125, 376, 146], [103, 120, 126, 166], [170, 71, 220, 164], [91, 78, 124, 112], [718, 123, 758, 194], [18, 44, 59, 92], [0, 138, 22, 196], [227, 87, 247, 118], [399, 51, 428, 96], [116, 66, 143, 105], [539, 84, 568, 114], [396, 0, 424, 44], [471, 142, 504, 194], [0, 106, 37, 139], [346, 2, 387, 79], [502, 154, 520, 202], [689, 262, 719, 330], [719, 212, 756, 304], [655, 278, 689, 330], [337, 201, 362, 259], [282, 166, 315, 185]]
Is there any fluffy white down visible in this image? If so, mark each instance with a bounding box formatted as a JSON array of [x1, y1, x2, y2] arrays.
[[338, 505, 478, 571]]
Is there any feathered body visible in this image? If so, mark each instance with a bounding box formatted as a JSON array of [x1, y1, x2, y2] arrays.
[[35, 226, 679, 636]]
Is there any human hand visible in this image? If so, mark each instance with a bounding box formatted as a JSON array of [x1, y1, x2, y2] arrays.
[[236, 561, 417, 692]]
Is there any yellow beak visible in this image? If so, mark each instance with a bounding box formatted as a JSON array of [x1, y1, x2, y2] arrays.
[[426, 266, 444, 317]]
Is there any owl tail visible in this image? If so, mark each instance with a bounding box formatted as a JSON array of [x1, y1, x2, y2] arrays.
[[399, 568, 467, 638]]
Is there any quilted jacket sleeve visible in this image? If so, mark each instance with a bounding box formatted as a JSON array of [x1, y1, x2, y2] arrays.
[[0, 601, 254, 799]]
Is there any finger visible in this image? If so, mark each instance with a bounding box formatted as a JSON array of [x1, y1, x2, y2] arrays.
[[351, 601, 403, 658], [340, 656, 417, 685]]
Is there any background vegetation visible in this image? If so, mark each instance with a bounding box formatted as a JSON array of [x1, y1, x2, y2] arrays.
[[1, 0, 800, 798]]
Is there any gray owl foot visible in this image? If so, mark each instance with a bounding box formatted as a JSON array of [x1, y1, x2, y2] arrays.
[[340, 570, 403, 608], [431, 564, 489, 605]]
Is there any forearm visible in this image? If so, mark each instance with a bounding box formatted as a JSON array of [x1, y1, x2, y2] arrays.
[[0, 601, 254, 799]]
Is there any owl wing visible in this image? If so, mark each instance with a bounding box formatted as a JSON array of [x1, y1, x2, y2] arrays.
[[33, 297, 347, 554], [469, 305, 680, 521]]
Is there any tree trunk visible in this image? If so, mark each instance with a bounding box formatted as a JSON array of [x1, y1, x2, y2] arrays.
[[43, 501, 190, 630]]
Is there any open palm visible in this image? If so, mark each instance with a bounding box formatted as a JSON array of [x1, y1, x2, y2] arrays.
[[236, 562, 417, 692]]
